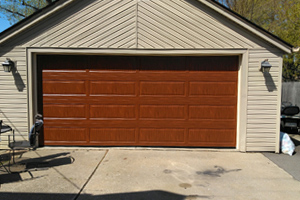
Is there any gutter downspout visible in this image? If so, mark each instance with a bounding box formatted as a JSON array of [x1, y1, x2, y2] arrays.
[[292, 47, 300, 53]]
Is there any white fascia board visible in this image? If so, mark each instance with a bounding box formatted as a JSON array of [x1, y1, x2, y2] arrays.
[[199, 0, 292, 54], [0, 0, 74, 44]]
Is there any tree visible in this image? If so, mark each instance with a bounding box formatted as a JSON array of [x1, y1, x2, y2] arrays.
[[0, 0, 54, 24], [217, 0, 300, 81]]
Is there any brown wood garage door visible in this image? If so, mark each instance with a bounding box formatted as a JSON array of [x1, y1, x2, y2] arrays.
[[37, 55, 238, 147]]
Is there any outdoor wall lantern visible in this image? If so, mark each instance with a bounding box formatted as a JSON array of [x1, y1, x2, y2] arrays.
[[2, 58, 14, 72], [260, 59, 272, 73]]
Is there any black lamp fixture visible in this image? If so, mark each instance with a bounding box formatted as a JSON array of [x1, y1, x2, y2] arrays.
[[260, 59, 272, 73], [2, 58, 14, 72]]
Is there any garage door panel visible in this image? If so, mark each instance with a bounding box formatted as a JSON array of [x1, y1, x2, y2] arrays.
[[43, 104, 87, 118], [189, 106, 236, 119], [43, 80, 87, 95], [90, 128, 136, 142], [88, 73, 138, 81], [189, 82, 237, 96], [140, 81, 186, 96], [139, 128, 185, 143], [138, 73, 187, 81], [44, 127, 87, 142], [43, 71, 88, 80], [43, 119, 236, 129], [187, 120, 237, 129], [43, 96, 237, 106], [39, 55, 238, 147], [90, 105, 136, 119], [188, 129, 236, 146], [187, 72, 238, 82], [140, 105, 185, 119], [90, 81, 136, 96], [137, 96, 237, 105], [44, 120, 137, 127]]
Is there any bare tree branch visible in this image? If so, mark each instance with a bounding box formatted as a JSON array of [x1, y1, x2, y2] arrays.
[[0, 5, 26, 18], [22, 1, 39, 11]]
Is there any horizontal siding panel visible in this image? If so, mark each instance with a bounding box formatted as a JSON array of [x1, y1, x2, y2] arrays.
[[0, 99, 27, 104], [247, 100, 277, 105], [247, 92, 278, 97], [0, 77, 27, 82], [248, 77, 279, 82], [0, 108, 27, 113], [248, 73, 279, 78], [247, 138, 276, 143], [247, 124, 277, 129], [0, 114, 28, 119], [247, 129, 277, 133], [247, 110, 277, 115], [0, 87, 27, 92], [246, 146, 275, 151], [0, 51, 26, 57], [248, 85, 279, 90], [0, 94, 27, 99], [248, 96, 278, 101], [0, 57, 26, 62], [248, 83, 279, 88], [247, 133, 276, 138], [246, 143, 276, 147], [247, 118, 277, 124], [247, 115, 277, 120]]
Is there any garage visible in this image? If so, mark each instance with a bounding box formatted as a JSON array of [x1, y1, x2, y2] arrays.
[[37, 55, 238, 147], [1, 0, 293, 152]]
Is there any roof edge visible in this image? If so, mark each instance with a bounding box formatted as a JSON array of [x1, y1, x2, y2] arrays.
[[203, 0, 294, 54], [0, 0, 74, 44]]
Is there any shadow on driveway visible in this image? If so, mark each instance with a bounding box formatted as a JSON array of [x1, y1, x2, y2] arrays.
[[0, 190, 210, 200], [0, 152, 74, 185]]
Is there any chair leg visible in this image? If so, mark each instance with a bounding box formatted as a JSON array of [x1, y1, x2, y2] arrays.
[[0, 161, 9, 173]]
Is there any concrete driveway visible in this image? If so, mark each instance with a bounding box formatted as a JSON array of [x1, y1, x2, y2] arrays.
[[1, 148, 300, 200], [263, 133, 300, 181]]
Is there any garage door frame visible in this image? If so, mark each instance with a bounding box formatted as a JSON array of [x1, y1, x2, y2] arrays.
[[27, 48, 248, 151]]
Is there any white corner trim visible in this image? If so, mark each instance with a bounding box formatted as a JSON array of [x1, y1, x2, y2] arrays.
[[198, 0, 291, 54], [276, 56, 283, 153], [237, 50, 248, 152]]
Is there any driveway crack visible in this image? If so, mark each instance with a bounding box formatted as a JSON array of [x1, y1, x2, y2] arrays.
[[74, 150, 109, 200]]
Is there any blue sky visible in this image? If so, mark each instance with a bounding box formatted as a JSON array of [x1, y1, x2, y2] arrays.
[[0, 15, 12, 33]]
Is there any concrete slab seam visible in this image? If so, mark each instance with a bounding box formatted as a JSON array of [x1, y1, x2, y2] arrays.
[[73, 149, 109, 200]]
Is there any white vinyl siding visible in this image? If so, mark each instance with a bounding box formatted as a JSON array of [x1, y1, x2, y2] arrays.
[[246, 49, 282, 151], [0, 47, 28, 149], [1, 0, 271, 50]]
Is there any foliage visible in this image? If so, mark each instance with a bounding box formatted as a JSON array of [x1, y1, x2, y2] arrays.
[[217, 0, 300, 82], [0, 0, 54, 24]]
